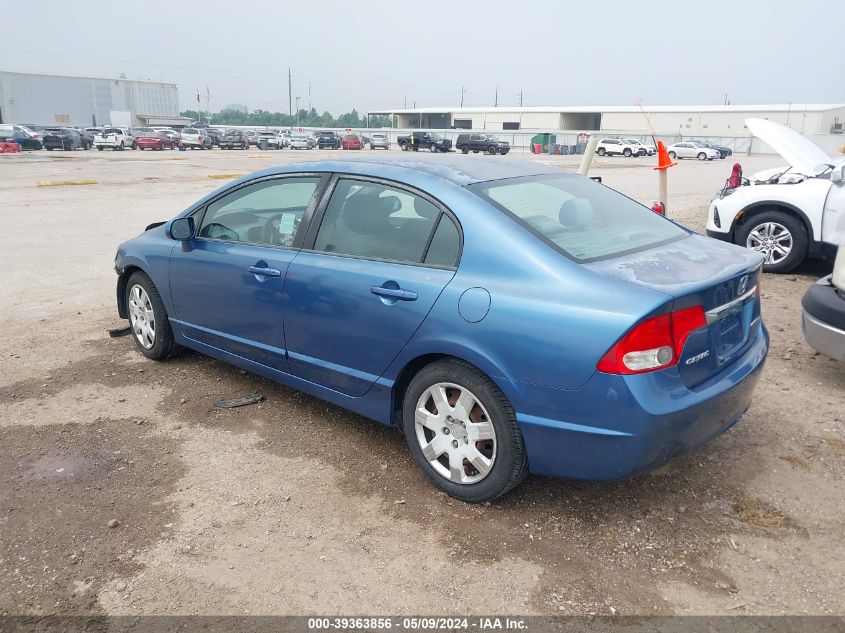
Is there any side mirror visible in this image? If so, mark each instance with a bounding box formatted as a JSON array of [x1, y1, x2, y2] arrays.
[[831, 165, 845, 184], [169, 217, 195, 240]]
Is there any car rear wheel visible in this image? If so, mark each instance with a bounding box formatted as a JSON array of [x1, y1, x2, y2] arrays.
[[597, 147, 606, 156], [402, 359, 528, 503], [125, 272, 182, 361], [738, 211, 807, 273]]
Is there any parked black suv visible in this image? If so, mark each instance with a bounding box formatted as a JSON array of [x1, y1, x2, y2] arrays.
[[317, 131, 341, 149], [397, 131, 451, 153], [455, 133, 509, 155]]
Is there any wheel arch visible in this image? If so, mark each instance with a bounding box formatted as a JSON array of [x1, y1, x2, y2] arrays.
[[734, 201, 813, 241], [389, 351, 515, 428], [116, 265, 148, 318]]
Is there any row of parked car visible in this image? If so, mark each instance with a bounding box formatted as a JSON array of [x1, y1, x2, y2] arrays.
[[595, 137, 733, 160]]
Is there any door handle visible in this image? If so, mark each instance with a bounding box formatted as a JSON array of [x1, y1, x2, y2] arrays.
[[248, 265, 281, 277], [370, 286, 418, 301]]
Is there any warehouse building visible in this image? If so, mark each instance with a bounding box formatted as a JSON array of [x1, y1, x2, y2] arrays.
[[371, 104, 845, 137], [0, 70, 188, 128]]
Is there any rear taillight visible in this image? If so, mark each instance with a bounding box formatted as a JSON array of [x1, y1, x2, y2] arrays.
[[651, 201, 665, 215], [597, 305, 707, 375]]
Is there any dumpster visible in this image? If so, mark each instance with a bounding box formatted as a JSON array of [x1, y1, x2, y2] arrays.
[[530, 133, 557, 154]]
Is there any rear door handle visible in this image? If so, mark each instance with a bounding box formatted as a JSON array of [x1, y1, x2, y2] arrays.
[[248, 265, 281, 277], [370, 286, 418, 301]]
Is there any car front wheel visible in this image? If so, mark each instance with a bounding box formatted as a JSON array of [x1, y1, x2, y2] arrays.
[[402, 359, 528, 503], [597, 147, 606, 156], [738, 211, 807, 273], [125, 271, 182, 360], [698, 152, 707, 160]]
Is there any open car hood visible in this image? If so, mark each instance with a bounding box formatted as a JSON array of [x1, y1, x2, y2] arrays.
[[746, 118, 832, 176]]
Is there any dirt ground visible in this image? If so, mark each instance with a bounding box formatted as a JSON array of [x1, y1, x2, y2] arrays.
[[1, 147, 843, 617]]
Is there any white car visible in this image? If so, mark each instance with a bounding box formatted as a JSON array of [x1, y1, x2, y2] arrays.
[[624, 138, 655, 155], [666, 142, 720, 161], [256, 131, 283, 149], [180, 127, 211, 149], [802, 244, 845, 361], [595, 138, 639, 157], [288, 134, 310, 149], [707, 118, 845, 272], [94, 127, 135, 151]]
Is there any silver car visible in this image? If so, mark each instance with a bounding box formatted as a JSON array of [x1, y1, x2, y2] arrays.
[[289, 134, 311, 150], [369, 133, 390, 150], [667, 141, 720, 161]]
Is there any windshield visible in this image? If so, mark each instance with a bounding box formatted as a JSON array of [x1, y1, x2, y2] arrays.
[[468, 174, 687, 262]]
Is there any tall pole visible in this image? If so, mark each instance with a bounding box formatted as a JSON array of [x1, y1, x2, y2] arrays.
[[296, 96, 301, 127], [519, 90, 523, 107], [288, 68, 293, 131], [460, 86, 465, 107], [308, 82, 312, 112], [494, 87, 498, 107]]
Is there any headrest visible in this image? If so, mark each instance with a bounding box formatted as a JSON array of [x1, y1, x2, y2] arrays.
[[559, 198, 593, 228], [343, 194, 395, 234], [413, 196, 439, 220]]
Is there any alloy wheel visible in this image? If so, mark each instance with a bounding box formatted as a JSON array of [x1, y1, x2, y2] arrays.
[[128, 284, 156, 349], [414, 383, 497, 485], [746, 221, 793, 265]]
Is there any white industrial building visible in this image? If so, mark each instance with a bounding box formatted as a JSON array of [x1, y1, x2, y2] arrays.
[[371, 104, 845, 137], [0, 70, 188, 128]]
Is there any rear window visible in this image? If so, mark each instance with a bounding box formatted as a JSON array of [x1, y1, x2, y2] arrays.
[[468, 174, 687, 262], [182, 128, 197, 134], [343, 135, 357, 141]]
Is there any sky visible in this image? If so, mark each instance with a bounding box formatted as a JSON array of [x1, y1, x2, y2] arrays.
[[2, 0, 843, 115]]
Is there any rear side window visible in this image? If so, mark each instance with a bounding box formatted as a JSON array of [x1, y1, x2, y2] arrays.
[[313, 179, 457, 267], [469, 174, 687, 262], [424, 215, 460, 267]]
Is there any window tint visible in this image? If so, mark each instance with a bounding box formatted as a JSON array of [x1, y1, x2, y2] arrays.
[[424, 215, 460, 267], [469, 174, 687, 262], [314, 179, 442, 264], [199, 177, 320, 246]]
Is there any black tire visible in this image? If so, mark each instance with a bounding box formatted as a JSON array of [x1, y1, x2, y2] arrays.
[[597, 147, 606, 156], [125, 271, 182, 361], [623, 148, 632, 157], [668, 151, 677, 159], [402, 359, 528, 503], [736, 210, 808, 273], [400, 143, 408, 151], [97, 146, 103, 151], [461, 146, 469, 154], [698, 152, 707, 161], [487, 145, 497, 155]]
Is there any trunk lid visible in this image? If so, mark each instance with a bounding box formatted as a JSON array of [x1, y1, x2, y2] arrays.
[[585, 233, 764, 387]]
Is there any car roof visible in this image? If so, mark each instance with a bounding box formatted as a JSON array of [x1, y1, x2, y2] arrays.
[[251, 155, 561, 186]]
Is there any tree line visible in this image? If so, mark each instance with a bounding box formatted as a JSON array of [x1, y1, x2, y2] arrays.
[[180, 107, 393, 129]]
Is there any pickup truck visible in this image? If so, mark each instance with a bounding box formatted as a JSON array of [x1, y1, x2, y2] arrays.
[[397, 131, 451, 153], [94, 127, 136, 151]]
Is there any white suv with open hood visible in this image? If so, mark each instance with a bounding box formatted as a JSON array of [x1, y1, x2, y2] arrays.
[[706, 118, 845, 272]]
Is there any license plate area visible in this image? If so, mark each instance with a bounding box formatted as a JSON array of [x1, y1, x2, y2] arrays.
[[716, 308, 743, 356]]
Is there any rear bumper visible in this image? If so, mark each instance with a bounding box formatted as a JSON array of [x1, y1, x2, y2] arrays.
[[517, 321, 768, 480]]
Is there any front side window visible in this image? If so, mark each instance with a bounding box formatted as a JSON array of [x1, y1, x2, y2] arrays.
[[313, 179, 457, 266], [469, 174, 687, 262], [199, 177, 321, 246]]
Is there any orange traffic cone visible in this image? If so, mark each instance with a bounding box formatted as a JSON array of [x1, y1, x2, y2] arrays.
[[653, 140, 677, 170]]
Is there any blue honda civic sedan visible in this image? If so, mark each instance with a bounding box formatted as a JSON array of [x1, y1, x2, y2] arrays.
[[115, 156, 768, 502]]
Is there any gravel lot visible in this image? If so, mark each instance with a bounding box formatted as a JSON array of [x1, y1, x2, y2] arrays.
[[1, 147, 843, 617]]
